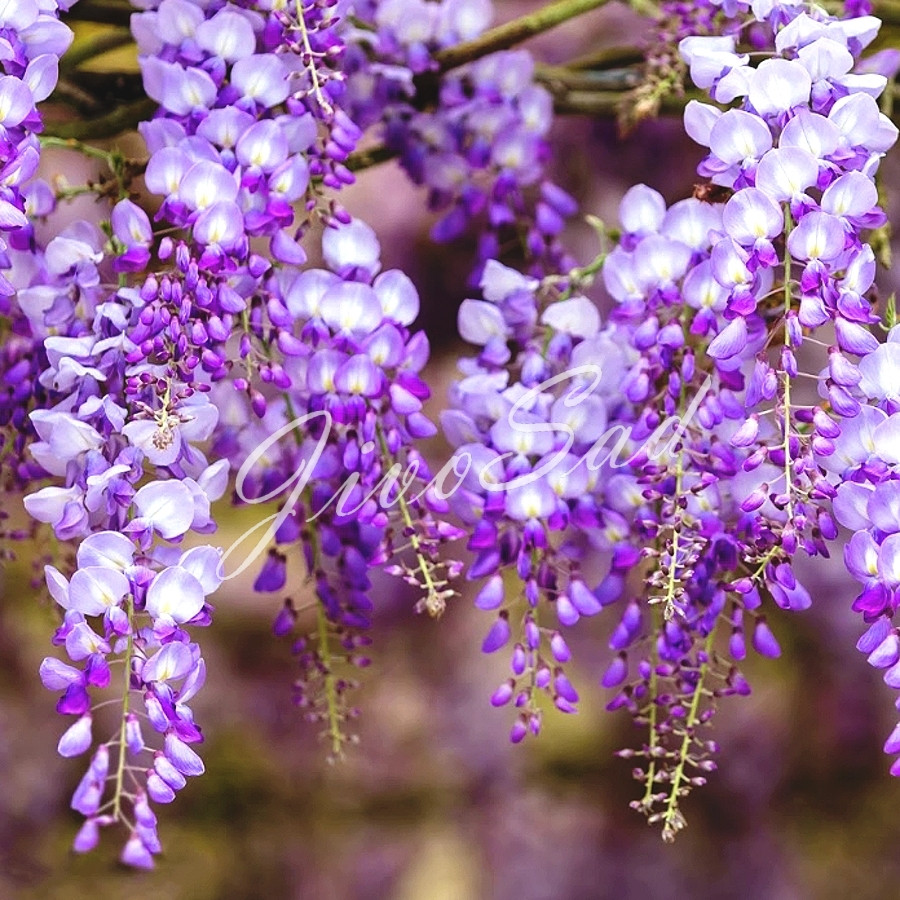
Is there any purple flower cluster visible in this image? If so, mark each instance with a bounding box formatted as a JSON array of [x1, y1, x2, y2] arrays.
[[446, 256, 634, 740], [603, 0, 900, 833], [0, 0, 72, 481], [125, 0, 463, 770], [13, 197, 230, 864], [342, 0, 577, 275], [40, 530, 221, 867], [6, 0, 900, 867], [0, 0, 71, 243], [132, 0, 366, 258], [825, 329, 900, 773], [443, 0, 900, 839], [207, 217, 463, 754], [595, 179, 825, 836]]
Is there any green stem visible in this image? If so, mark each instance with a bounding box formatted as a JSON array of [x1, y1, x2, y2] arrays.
[[47, 79, 104, 115], [60, 28, 133, 75], [566, 44, 644, 71], [303, 496, 345, 761], [552, 87, 707, 117], [641, 604, 661, 808], [39, 135, 114, 162], [316, 600, 344, 760], [434, 0, 611, 73], [661, 436, 685, 621], [375, 424, 445, 615], [536, 63, 641, 93], [294, 0, 332, 115], [782, 206, 794, 525], [55, 183, 106, 201], [112, 594, 135, 822], [661, 625, 716, 843]]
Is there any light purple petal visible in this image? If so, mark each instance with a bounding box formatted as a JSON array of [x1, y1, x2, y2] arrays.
[[722, 187, 783, 244], [143, 642, 196, 683], [57, 715, 92, 757], [373, 270, 420, 325], [709, 109, 772, 165], [68, 567, 130, 616], [196, 8, 256, 62], [756, 147, 818, 202], [619, 184, 665, 234], [145, 565, 205, 624], [707, 316, 748, 360], [787, 211, 845, 262], [748, 58, 812, 116], [133, 480, 195, 540], [322, 218, 381, 278], [231, 53, 291, 107]]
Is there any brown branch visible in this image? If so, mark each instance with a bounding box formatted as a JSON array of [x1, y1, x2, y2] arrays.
[[42, 97, 157, 140], [62, 0, 133, 26], [433, 0, 611, 73], [61, 28, 134, 75]]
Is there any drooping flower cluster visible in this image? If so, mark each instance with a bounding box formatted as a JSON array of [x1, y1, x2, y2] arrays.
[[676, 6, 897, 599], [13, 192, 231, 864], [0, 0, 73, 484], [41, 529, 223, 867], [342, 0, 577, 275], [825, 330, 900, 773], [208, 216, 463, 755], [445, 252, 638, 740], [600, 0, 900, 835], [0, 0, 71, 245]]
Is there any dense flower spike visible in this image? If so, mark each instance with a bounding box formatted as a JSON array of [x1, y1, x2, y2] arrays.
[[445, 0, 900, 840], [605, 0, 900, 837], [446, 249, 639, 738], [23, 0, 462, 857], [0, 0, 73, 486]]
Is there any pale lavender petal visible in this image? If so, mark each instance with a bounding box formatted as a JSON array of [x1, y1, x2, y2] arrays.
[[132, 480, 195, 540], [373, 270, 420, 325], [145, 566, 205, 624], [57, 715, 93, 757], [748, 58, 812, 116], [756, 147, 818, 202]]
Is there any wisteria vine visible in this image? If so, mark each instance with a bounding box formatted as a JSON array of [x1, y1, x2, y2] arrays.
[[2, 0, 900, 867]]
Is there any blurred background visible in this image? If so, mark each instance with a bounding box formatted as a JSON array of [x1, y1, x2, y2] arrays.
[[4, 2, 900, 898]]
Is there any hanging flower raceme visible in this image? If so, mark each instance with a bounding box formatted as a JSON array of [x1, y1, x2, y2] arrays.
[[128, 0, 465, 760], [209, 215, 464, 756], [587, 0, 899, 837], [40, 526, 223, 868], [0, 0, 73, 485], [17, 206, 231, 864], [823, 326, 900, 774], [589, 183, 793, 839], [342, 0, 577, 275], [445, 249, 643, 740]]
